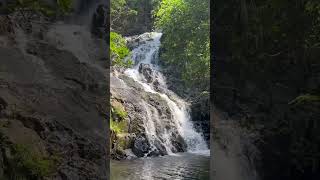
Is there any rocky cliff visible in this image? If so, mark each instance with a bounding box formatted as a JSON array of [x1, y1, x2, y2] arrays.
[[158, 52, 211, 146], [0, 2, 109, 178], [109, 34, 194, 160], [212, 54, 319, 180]]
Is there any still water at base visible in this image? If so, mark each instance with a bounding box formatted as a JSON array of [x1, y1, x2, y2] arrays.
[[111, 152, 210, 180]]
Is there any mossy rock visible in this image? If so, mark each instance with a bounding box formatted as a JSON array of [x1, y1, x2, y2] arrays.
[[110, 118, 128, 134], [4, 143, 58, 179], [111, 99, 128, 121], [115, 133, 133, 150]]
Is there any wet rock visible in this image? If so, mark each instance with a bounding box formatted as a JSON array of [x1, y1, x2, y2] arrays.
[[0, 20, 107, 179], [139, 63, 154, 83], [126, 35, 147, 50], [114, 63, 190, 158], [171, 134, 188, 153], [0, 97, 7, 112], [152, 79, 161, 90], [119, 75, 144, 91], [148, 139, 167, 156], [91, 4, 107, 38], [190, 93, 210, 144], [132, 135, 150, 157], [112, 33, 209, 160], [0, 146, 3, 177], [111, 149, 128, 160]]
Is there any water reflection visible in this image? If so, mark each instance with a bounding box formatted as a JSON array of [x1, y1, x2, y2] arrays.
[[111, 152, 210, 180]]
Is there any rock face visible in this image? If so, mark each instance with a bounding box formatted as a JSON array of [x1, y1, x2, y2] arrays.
[[0, 13, 108, 179], [132, 135, 150, 157], [110, 73, 183, 158], [212, 109, 260, 180], [109, 33, 209, 160], [190, 93, 210, 145], [157, 58, 210, 146], [213, 38, 320, 180]]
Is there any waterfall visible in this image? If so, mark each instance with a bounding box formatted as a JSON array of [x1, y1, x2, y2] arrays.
[[124, 32, 208, 155]]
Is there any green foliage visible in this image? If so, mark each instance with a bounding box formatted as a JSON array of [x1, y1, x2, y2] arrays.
[[7, 0, 72, 17], [110, 118, 127, 134], [110, 101, 128, 134], [289, 94, 320, 105], [154, 0, 210, 88], [56, 0, 72, 14], [8, 0, 54, 16], [111, 0, 160, 22], [111, 0, 160, 35], [112, 103, 128, 120], [222, 0, 320, 63], [110, 32, 133, 67], [111, 0, 138, 27], [116, 136, 127, 150], [213, 1, 320, 178], [9, 144, 57, 178]]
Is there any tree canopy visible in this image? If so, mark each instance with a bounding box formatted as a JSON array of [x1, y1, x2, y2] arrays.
[[154, 0, 210, 89]]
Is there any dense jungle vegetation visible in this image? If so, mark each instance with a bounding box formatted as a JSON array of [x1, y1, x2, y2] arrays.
[[110, 0, 320, 179], [213, 0, 320, 179], [110, 0, 210, 92], [110, 0, 211, 152]]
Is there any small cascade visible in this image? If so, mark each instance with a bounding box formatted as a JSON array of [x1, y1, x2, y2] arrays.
[[123, 32, 208, 155]]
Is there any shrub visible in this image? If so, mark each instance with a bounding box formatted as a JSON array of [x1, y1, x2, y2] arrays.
[[110, 32, 133, 68]]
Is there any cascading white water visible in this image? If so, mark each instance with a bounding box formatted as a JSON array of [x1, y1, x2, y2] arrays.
[[124, 32, 208, 154]]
